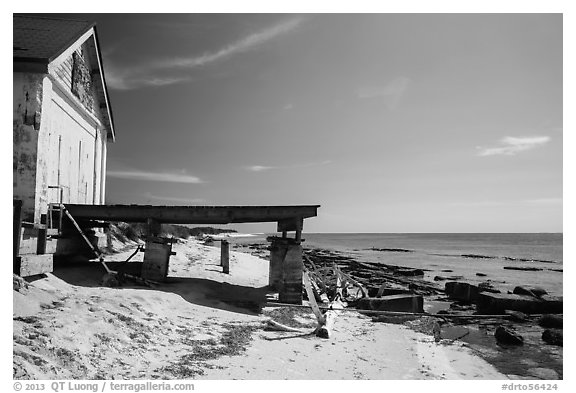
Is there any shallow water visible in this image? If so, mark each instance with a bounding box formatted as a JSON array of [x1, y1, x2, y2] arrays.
[[231, 233, 563, 296]]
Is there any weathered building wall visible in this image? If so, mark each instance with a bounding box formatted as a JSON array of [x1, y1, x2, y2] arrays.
[[13, 72, 44, 222], [41, 83, 103, 206], [14, 42, 108, 224]]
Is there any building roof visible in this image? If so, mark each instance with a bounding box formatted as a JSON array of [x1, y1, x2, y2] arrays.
[[13, 15, 115, 142], [13, 15, 95, 62]]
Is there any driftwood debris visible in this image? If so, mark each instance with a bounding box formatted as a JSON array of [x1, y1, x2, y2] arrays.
[[303, 272, 326, 325], [265, 319, 310, 333], [266, 265, 351, 339], [316, 299, 344, 338], [307, 265, 347, 339]]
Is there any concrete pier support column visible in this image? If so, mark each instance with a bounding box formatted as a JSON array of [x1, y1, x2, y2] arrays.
[[280, 243, 303, 304], [268, 239, 287, 290], [221, 240, 230, 274], [267, 236, 303, 304], [142, 236, 172, 282]]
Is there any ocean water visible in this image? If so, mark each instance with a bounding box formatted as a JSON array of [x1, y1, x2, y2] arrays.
[[232, 233, 563, 297]]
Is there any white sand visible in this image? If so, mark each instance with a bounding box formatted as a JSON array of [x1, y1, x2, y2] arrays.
[[13, 238, 507, 380]]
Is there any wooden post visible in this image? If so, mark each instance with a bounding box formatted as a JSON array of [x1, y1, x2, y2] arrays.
[[295, 229, 302, 244], [221, 240, 230, 274], [37, 214, 47, 255], [146, 218, 161, 237], [13, 200, 23, 274]]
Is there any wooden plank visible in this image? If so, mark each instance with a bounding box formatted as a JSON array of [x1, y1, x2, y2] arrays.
[[18, 254, 53, 277], [303, 272, 325, 324], [64, 204, 320, 224]]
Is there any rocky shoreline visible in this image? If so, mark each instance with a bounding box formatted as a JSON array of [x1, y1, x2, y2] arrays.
[[232, 241, 563, 380]]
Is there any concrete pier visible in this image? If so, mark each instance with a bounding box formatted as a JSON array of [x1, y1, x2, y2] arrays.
[[268, 237, 303, 304], [142, 237, 173, 281]]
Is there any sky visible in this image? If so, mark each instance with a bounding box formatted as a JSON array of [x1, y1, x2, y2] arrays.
[[48, 13, 564, 233]]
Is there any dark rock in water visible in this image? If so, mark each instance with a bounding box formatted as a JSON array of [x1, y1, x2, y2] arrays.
[[476, 272, 487, 277], [539, 295, 563, 313], [495, 325, 524, 345], [450, 302, 475, 311], [478, 281, 501, 293], [445, 282, 479, 304], [353, 271, 374, 279], [505, 310, 528, 322], [503, 266, 543, 272], [477, 293, 563, 315], [538, 315, 563, 329], [441, 326, 470, 341], [513, 286, 548, 298], [542, 329, 563, 346], [371, 315, 420, 324], [433, 275, 463, 281], [396, 268, 424, 276], [462, 254, 496, 259], [370, 247, 413, 253], [367, 286, 411, 298], [356, 294, 424, 313], [441, 269, 453, 273]]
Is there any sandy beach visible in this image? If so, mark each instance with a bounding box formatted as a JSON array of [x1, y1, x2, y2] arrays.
[[13, 236, 511, 380]]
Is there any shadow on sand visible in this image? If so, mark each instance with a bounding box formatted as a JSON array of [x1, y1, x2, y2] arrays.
[[51, 260, 270, 316]]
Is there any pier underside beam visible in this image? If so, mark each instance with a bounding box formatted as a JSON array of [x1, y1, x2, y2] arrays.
[[63, 204, 319, 225]]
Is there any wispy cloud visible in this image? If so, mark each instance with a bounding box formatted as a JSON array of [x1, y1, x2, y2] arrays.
[[143, 192, 205, 204], [150, 17, 303, 70], [356, 77, 411, 110], [477, 136, 551, 157], [106, 17, 304, 90], [105, 66, 193, 91], [107, 169, 203, 184], [245, 160, 332, 172], [246, 165, 276, 172]]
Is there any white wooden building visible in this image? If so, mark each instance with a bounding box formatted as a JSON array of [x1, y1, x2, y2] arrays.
[[13, 15, 115, 225]]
